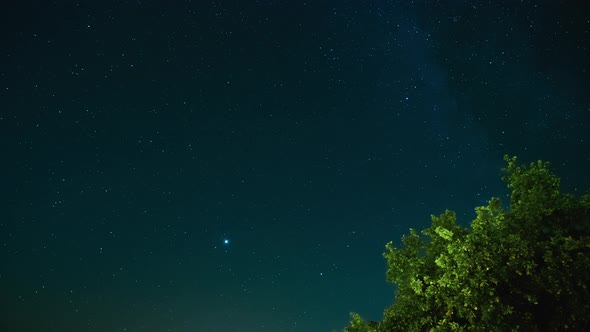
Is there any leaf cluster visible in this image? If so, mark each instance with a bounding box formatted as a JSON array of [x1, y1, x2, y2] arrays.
[[344, 156, 590, 331]]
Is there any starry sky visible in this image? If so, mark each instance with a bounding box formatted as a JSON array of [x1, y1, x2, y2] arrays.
[[1, 1, 589, 331]]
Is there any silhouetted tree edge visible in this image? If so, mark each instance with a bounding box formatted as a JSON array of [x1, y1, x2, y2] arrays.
[[342, 155, 590, 331]]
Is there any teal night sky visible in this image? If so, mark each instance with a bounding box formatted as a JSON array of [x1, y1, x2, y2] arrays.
[[1, 1, 589, 331]]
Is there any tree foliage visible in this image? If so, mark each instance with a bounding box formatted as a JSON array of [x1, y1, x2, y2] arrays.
[[344, 156, 590, 331]]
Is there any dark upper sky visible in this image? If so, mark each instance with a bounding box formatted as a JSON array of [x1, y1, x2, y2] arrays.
[[1, 1, 589, 331]]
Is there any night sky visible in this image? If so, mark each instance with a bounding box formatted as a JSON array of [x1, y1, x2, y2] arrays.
[[1, 1, 589, 331]]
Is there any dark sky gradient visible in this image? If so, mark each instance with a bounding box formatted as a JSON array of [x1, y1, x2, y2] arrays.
[[1, 1, 589, 331]]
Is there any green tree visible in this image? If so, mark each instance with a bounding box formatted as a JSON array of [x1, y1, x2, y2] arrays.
[[344, 156, 590, 331]]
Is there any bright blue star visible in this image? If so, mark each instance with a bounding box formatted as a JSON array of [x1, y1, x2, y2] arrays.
[[223, 238, 230, 245]]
